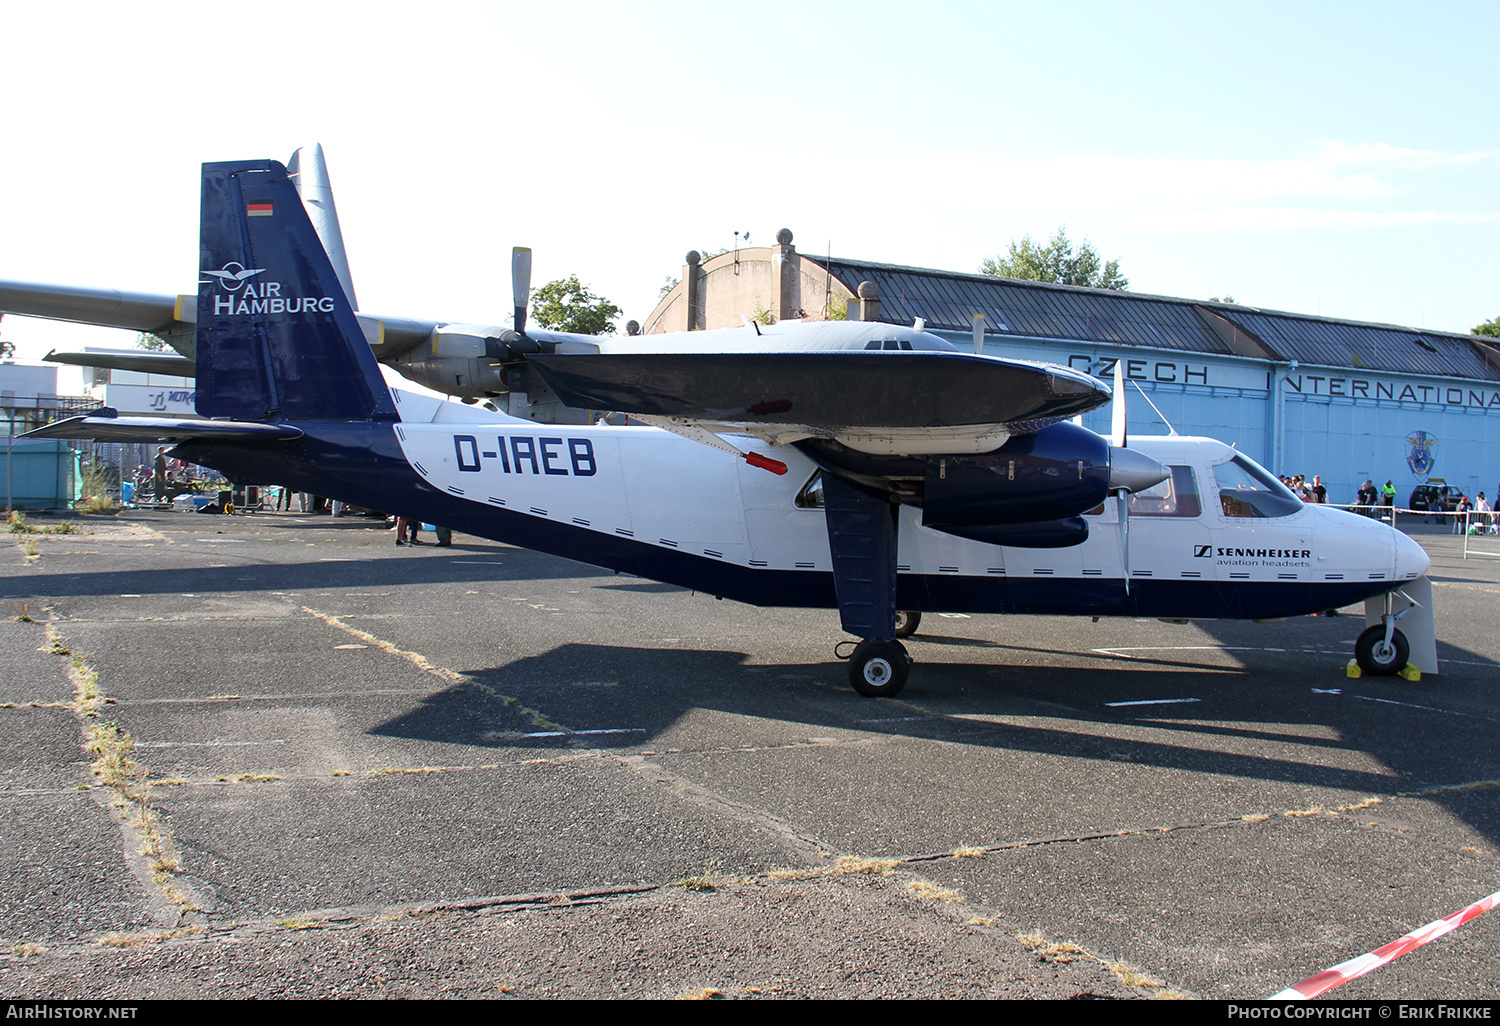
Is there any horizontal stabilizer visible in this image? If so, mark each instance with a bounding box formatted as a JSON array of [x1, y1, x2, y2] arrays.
[[23, 411, 303, 443], [529, 352, 1107, 429], [45, 348, 197, 377]]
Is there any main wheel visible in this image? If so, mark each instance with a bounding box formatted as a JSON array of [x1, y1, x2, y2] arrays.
[[893, 610, 922, 639], [848, 639, 911, 698], [1355, 624, 1409, 676]]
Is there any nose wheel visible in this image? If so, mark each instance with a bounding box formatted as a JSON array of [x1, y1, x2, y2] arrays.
[[1355, 624, 1410, 676], [848, 639, 912, 697]]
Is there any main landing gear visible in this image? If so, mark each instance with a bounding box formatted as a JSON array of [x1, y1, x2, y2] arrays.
[[848, 639, 912, 698], [892, 609, 922, 639]]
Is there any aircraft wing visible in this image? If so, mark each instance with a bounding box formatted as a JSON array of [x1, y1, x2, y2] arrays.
[[2, 276, 440, 366], [0, 279, 194, 355], [528, 351, 1109, 430], [23, 410, 303, 443], [43, 347, 196, 377]]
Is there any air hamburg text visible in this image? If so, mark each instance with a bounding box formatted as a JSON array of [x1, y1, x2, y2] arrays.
[[211, 281, 335, 317]]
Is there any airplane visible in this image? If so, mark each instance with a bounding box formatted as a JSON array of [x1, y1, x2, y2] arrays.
[[25, 157, 1436, 698]]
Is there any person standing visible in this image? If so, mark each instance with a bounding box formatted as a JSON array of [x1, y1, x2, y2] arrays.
[[153, 447, 168, 504], [1311, 476, 1327, 504]]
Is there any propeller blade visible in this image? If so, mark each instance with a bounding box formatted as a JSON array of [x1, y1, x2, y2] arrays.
[[1120, 491, 1131, 596], [1111, 358, 1127, 448], [512, 247, 532, 334]]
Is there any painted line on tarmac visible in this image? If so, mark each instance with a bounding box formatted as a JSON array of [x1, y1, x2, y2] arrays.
[[1092, 645, 1285, 657], [1310, 689, 1499, 723], [136, 739, 288, 748], [1104, 698, 1202, 707], [521, 728, 646, 738]]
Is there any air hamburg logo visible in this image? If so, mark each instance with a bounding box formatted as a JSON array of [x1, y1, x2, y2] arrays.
[[203, 261, 336, 317]]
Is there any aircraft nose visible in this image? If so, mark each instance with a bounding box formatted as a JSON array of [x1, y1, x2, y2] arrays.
[[1393, 526, 1431, 580]]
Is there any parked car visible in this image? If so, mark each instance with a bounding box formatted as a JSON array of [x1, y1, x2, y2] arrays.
[[1409, 482, 1467, 516]]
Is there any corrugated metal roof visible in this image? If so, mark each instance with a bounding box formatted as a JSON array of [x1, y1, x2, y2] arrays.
[[1214, 308, 1498, 380], [822, 257, 1500, 381]]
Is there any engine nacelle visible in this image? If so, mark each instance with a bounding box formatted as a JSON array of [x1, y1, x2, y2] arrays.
[[392, 353, 508, 396], [428, 323, 508, 360], [922, 422, 1109, 528]]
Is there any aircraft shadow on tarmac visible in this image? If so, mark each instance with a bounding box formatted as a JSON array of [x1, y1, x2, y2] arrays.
[[0, 550, 604, 598], [368, 638, 1500, 851]]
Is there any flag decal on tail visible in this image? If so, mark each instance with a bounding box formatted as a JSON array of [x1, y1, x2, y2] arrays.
[[246, 202, 274, 217]]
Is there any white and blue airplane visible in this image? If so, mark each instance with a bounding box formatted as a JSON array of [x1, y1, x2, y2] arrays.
[[27, 158, 1435, 697]]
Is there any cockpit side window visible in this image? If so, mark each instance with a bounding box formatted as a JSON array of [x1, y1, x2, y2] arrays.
[[1128, 465, 1201, 517], [1214, 455, 1303, 518]]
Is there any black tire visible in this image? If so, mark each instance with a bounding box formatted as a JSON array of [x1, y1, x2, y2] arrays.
[[848, 639, 911, 698], [893, 610, 922, 639], [1355, 624, 1409, 676]]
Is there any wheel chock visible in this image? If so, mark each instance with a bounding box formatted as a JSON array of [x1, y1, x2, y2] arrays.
[[1345, 660, 1363, 678], [1398, 664, 1421, 682]]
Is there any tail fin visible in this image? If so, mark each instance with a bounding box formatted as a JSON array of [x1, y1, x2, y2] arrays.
[[196, 160, 397, 423]]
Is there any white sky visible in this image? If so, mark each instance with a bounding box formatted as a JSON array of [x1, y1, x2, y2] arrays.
[[4, 0, 1499, 389]]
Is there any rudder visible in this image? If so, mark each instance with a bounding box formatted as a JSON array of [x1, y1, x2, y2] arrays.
[[196, 160, 397, 423]]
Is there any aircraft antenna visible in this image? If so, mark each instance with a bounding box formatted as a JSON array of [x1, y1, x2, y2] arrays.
[[1132, 380, 1179, 436]]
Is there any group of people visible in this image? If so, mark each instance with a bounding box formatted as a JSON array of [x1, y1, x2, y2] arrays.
[[1354, 480, 1397, 517], [1278, 474, 1329, 504], [1450, 491, 1496, 534]]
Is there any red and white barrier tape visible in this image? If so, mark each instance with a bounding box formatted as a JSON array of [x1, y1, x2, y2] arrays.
[[1270, 888, 1500, 999]]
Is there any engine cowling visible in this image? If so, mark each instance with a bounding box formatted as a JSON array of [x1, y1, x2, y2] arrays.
[[921, 422, 1110, 529]]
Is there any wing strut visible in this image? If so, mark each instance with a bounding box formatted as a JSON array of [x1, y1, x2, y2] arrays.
[[636, 416, 788, 475], [822, 474, 899, 641]]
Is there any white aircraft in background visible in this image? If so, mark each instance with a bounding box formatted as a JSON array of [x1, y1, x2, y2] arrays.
[[27, 157, 1435, 697]]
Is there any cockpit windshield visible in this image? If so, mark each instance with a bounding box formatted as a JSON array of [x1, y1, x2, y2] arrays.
[[1214, 455, 1304, 518]]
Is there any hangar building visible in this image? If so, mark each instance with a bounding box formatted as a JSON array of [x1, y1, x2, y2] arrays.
[[643, 231, 1500, 507]]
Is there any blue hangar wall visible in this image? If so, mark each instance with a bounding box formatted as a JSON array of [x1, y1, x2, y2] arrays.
[[935, 331, 1500, 508]]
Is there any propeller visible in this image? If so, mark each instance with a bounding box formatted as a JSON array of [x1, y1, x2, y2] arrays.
[[1111, 359, 1133, 594], [1111, 357, 1127, 449], [512, 246, 532, 334]]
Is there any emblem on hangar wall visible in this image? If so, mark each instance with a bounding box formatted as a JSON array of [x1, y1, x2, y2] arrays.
[[1406, 430, 1437, 479]]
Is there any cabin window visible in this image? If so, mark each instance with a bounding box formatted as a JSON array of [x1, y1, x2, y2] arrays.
[[795, 472, 825, 509], [1128, 465, 1201, 518], [1214, 456, 1303, 518]]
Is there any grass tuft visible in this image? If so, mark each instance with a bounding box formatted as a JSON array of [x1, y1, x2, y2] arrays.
[[679, 861, 724, 892], [835, 856, 898, 876], [676, 987, 727, 1000], [907, 880, 964, 903]]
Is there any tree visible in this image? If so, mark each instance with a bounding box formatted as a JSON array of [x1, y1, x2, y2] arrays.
[[979, 226, 1128, 290], [530, 275, 621, 335], [134, 331, 170, 351], [1472, 317, 1500, 339]]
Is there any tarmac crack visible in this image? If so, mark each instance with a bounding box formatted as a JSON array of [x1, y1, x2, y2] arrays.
[[295, 602, 566, 734], [44, 621, 209, 935]]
